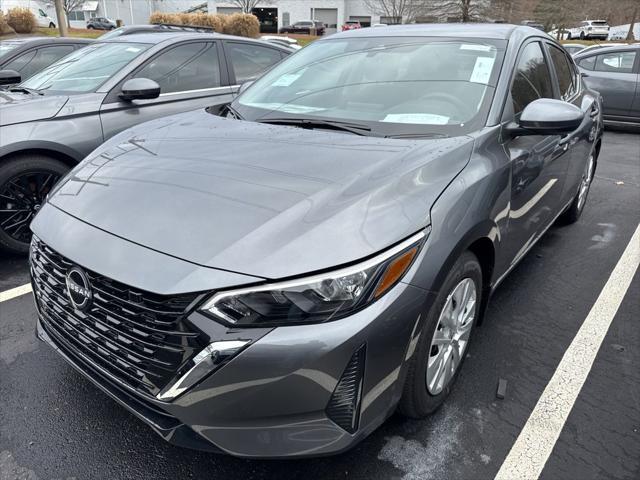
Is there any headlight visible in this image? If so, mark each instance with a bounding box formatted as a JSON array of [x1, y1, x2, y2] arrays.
[[200, 230, 427, 327]]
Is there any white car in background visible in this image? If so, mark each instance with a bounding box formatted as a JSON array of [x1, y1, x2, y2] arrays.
[[260, 35, 302, 50], [574, 20, 610, 40], [0, 1, 56, 28]]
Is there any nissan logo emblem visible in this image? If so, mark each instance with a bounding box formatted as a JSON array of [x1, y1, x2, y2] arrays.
[[66, 267, 92, 311]]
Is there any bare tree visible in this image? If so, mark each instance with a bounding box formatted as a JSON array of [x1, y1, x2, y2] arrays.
[[62, 0, 85, 28], [627, 5, 638, 40], [227, 0, 273, 14], [362, 0, 432, 24], [487, 0, 539, 23], [425, 0, 487, 22]]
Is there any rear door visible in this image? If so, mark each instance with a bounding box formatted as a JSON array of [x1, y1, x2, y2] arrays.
[[501, 40, 571, 267], [577, 49, 638, 119], [222, 41, 287, 88], [100, 40, 233, 141]]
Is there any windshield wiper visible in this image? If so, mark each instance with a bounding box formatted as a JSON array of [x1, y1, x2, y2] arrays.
[[257, 117, 373, 136], [385, 132, 449, 139], [8, 86, 43, 95]]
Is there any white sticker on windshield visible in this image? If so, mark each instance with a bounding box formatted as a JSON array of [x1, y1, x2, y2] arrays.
[[272, 71, 304, 87], [469, 56, 495, 84], [460, 44, 493, 52], [125, 47, 142, 53], [382, 113, 450, 125]]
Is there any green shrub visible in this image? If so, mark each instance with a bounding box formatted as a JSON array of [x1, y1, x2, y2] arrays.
[[223, 13, 259, 38], [6, 7, 36, 34]]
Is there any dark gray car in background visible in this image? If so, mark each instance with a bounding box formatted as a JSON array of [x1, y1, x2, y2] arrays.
[[574, 44, 640, 125], [0, 37, 92, 85], [0, 31, 290, 254], [30, 24, 602, 458]]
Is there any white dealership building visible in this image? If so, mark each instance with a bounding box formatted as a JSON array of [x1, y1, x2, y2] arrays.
[[2, 0, 458, 32], [212, 1, 456, 33]]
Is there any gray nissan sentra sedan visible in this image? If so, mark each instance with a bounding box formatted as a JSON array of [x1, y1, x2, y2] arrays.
[[30, 24, 603, 458]]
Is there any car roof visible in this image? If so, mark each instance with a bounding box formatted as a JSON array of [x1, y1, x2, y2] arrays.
[[329, 23, 531, 40], [0, 36, 93, 47], [98, 31, 292, 50], [574, 44, 639, 58]]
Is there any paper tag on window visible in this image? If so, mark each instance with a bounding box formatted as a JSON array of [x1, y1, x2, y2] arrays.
[[469, 56, 495, 84], [460, 44, 493, 52], [272, 71, 303, 87], [382, 113, 450, 124]]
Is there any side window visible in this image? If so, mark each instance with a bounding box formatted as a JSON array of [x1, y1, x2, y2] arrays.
[[578, 56, 595, 71], [3, 50, 36, 74], [227, 43, 283, 84], [594, 51, 636, 74], [511, 42, 554, 115], [548, 45, 576, 100], [134, 42, 221, 94]]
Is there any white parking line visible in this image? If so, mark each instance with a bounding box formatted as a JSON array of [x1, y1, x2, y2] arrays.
[[495, 223, 640, 480], [0, 283, 32, 303]]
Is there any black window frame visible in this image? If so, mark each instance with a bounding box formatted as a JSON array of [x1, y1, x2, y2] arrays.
[[502, 38, 558, 121], [104, 39, 228, 104], [222, 40, 287, 86], [544, 41, 580, 102]]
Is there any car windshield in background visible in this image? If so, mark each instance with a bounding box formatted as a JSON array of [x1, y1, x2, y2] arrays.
[[21, 42, 150, 93], [98, 28, 127, 40], [235, 37, 505, 137]]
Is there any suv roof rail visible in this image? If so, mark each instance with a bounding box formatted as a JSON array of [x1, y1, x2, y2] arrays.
[[151, 23, 215, 33]]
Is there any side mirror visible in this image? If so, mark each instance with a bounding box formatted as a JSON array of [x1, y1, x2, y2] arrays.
[[238, 80, 254, 95], [119, 78, 160, 101], [0, 70, 21, 86], [507, 98, 584, 136]]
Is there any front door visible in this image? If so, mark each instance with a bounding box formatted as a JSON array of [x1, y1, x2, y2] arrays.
[[501, 41, 571, 270], [100, 41, 233, 141]]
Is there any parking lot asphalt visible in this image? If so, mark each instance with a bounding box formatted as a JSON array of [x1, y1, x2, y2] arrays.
[[1, 130, 638, 480]]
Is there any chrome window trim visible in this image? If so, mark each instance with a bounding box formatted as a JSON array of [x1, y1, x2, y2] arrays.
[[158, 85, 230, 97]]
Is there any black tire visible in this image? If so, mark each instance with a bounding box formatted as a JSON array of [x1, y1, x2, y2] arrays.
[[109, 26, 115, 30], [0, 155, 69, 255], [559, 150, 596, 225], [398, 251, 483, 418], [87, 25, 94, 30]]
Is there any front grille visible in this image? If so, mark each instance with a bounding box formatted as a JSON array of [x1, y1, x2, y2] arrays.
[[30, 236, 205, 398]]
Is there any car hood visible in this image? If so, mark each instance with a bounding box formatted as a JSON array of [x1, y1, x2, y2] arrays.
[[49, 110, 474, 280], [0, 91, 68, 125]]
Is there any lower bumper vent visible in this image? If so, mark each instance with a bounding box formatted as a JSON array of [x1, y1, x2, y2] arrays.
[[325, 344, 366, 434]]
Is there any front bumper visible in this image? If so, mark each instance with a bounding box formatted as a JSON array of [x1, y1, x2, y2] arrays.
[[35, 272, 432, 458]]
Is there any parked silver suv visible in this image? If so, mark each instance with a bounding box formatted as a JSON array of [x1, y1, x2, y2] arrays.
[[0, 32, 290, 254]]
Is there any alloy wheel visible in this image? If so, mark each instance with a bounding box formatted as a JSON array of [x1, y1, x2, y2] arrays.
[[0, 170, 61, 244], [577, 154, 595, 211], [426, 277, 477, 395]]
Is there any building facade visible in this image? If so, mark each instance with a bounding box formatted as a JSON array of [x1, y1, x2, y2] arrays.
[[213, 1, 416, 34], [1, 0, 203, 28]]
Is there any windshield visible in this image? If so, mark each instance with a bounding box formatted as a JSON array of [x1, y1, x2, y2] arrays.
[[234, 37, 505, 137], [99, 27, 127, 40], [21, 42, 150, 93]]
